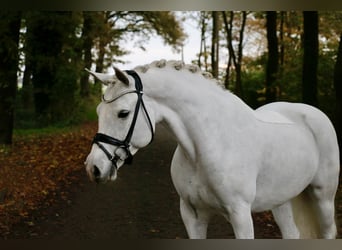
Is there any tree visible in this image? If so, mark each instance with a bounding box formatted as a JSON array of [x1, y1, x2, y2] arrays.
[[334, 33, 342, 162], [80, 12, 95, 97], [21, 15, 34, 110], [197, 12, 210, 71], [17, 11, 184, 128], [279, 11, 285, 70], [0, 12, 21, 144], [265, 11, 279, 103], [79, 11, 126, 97], [222, 11, 247, 98], [211, 11, 219, 78], [80, 11, 185, 97], [24, 11, 82, 124], [302, 11, 319, 107], [222, 11, 235, 89]]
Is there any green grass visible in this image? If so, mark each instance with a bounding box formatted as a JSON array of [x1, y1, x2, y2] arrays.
[[14, 124, 77, 137], [13, 95, 98, 138]]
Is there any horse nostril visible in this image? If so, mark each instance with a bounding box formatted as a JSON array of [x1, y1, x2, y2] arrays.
[[93, 165, 101, 179]]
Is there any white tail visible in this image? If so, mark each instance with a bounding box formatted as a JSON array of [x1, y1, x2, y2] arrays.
[[291, 192, 320, 238]]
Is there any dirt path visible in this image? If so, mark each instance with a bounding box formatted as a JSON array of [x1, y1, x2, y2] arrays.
[[4, 124, 341, 239]]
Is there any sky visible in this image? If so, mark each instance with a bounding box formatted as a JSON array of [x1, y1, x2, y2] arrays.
[[114, 13, 266, 72], [116, 16, 201, 70]]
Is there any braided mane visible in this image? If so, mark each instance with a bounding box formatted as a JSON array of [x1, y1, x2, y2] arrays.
[[133, 59, 216, 81]]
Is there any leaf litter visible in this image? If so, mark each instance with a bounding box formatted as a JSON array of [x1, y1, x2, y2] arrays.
[[0, 122, 96, 235]]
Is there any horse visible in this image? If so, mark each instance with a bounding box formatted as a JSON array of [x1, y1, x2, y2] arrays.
[[85, 59, 340, 239]]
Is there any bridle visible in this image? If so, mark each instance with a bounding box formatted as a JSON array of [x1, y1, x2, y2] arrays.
[[92, 70, 154, 177]]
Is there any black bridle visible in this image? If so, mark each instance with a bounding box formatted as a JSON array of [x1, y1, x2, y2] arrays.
[[92, 70, 154, 176]]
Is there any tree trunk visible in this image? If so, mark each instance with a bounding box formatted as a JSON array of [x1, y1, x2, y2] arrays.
[[198, 12, 210, 72], [222, 11, 234, 90], [94, 12, 112, 95], [265, 11, 279, 103], [80, 12, 93, 97], [334, 33, 342, 163], [22, 59, 33, 108], [211, 11, 219, 79], [222, 11, 246, 98], [235, 11, 247, 99], [22, 15, 34, 110], [94, 36, 106, 95], [224, 54, 232, 89], [203, 24, 209, 72], [0, 12, 21, 144], [278, 11, 285, 98], [279, 11, 285, 69], [302, 11, 319, 107]]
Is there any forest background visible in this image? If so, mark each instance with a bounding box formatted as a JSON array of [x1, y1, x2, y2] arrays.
[[0, 11, 342, 160]]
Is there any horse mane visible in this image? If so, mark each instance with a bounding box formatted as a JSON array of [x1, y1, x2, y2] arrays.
[[133, 59, 223, 87]]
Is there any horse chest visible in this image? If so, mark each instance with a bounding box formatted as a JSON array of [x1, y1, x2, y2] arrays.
[[170, 149, 222, 210], [173, 167, 218, 209]]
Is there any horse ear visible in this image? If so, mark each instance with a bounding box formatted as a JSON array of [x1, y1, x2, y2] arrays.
[[85, 68, 116, 85], [114, 67, 129, 86]]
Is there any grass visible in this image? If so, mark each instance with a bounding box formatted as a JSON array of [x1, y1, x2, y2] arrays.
[[14, 125, 76, 137], [13, 102, 98, 138]]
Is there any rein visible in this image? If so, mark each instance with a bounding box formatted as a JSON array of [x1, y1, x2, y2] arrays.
[[92, 70, 154, 177]]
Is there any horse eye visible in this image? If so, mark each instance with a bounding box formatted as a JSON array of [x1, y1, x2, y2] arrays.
[[118, 110, 130, 118]]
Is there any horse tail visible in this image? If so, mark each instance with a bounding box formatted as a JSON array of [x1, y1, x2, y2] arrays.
[[291, 191, 320, 238]]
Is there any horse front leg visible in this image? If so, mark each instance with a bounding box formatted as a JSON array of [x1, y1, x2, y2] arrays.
[[180, 198, 211, 239]]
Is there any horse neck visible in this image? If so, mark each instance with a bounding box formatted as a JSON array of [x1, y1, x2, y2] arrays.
[[141, 69, 255, 159]]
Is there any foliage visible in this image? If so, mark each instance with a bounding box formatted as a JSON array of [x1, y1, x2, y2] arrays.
[[11, 11, 184, 131], [318, 49, 338, 118], [22, 11, 82, 126], [1, 10, 341, 140], [0, 122, 96, 234], [241, 57, 266, 108], [190, 11, 339, 103]]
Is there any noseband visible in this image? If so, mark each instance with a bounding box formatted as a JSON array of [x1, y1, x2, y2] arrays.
[[92, 70, 154, 176]]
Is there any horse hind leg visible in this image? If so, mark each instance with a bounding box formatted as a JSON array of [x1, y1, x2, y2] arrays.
[[307, 183, 338, 238], [279, 183, 337, 239], [272, 201, 300, 239], [308, 151, 339, 238], [303, 105, 339, 238]]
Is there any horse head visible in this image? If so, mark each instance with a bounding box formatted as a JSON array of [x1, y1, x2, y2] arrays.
[[85, 67, 155, 183]]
